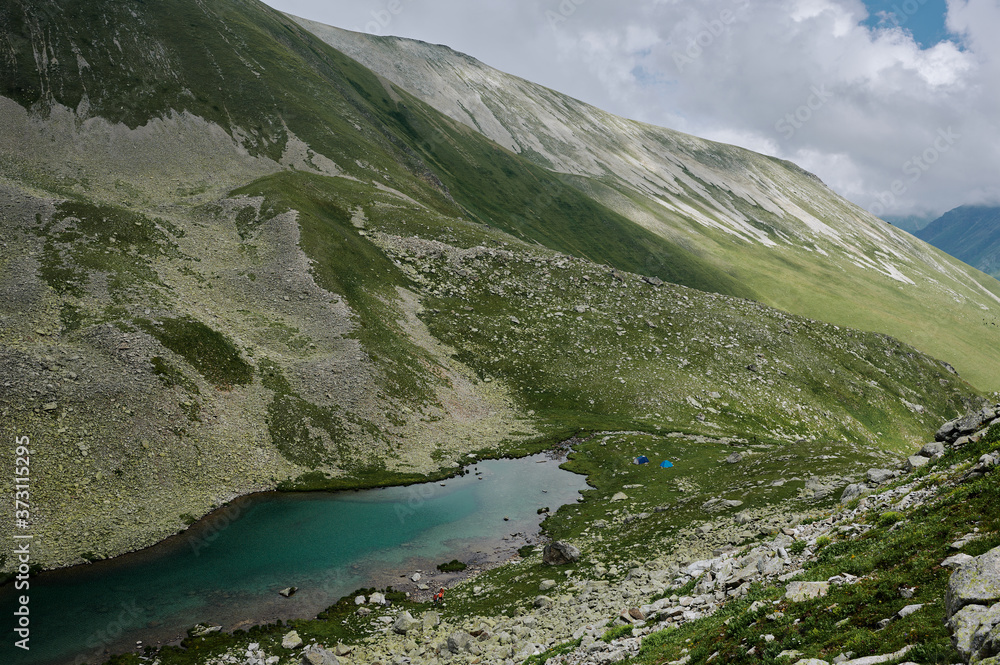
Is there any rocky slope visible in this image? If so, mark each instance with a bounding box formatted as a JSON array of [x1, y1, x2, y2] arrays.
[[1, 0, 989, 574], [293, 19, 1000, 392], [142, 407, 1000, 665], [916, 206, 1000, 280]]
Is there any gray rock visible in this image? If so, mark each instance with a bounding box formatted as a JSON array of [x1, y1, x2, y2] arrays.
[[279, 587, 297, 597], [971, 604, 1000, 661], [785, 581, 830, 602], [392, 611, 421, 635], [937, 419, 959, 442], [333, 644, 353, 657], [947, 546, 1000, 617], [840, 483, 872, 503], [867, 469, 896, 484], [949, 604, 991, 657], [905, 455, 929, 471], [282, 630, 304, 650], [301, 648, 339, 665], [447, 630, 475, 654], [539, 579, 556, 591], [725, 453, 743, 464], [534, 595, 553, 608], [920, 442, 945, 457], [543, 541, 581, 565], [421, 611, 440, 630], [189, 623, 222, 637], [896, 604, 924, 618], [942, 553, 975, 568]]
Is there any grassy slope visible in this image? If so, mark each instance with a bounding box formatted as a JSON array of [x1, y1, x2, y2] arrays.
[[0, 0, 989, 578], [629, 424, 1000, 665], [298, 22, 1000, 392], [0, 0, 750, 300]]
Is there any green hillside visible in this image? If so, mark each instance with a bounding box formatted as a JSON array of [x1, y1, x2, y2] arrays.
[[0, 0, 990, 582], [301, 20, 1000, 392]]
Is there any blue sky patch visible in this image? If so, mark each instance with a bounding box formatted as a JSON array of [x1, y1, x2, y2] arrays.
[[861, 0, 955, 48]]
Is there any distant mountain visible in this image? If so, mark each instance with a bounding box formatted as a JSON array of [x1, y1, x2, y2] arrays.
[[916, 206, 1000, 279], [883, 214, 934, 233], [292, 18, 1000, 392]]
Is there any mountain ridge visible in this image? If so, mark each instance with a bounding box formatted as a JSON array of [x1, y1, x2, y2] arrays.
[[292, 17, 1000, 392]]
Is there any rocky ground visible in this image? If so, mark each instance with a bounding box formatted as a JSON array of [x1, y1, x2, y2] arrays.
[[121, 404, 1000, 665]]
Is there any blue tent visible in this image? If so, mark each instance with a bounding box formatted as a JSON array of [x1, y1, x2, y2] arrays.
[[659, 460, 674, 468], [634, 455, 650, 465]]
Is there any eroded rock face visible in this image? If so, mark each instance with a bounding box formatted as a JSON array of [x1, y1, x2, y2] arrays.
[[947, 547, 1000, 618]]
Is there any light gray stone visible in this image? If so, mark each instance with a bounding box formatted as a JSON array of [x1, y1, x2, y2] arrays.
[[950, 605, 990, 657], [421, 611, 440, 630], [282, 630, 303, 650], [301, 648, 339, 665], [905, 455, 929, 471], [920, 442, 945, 457], [392, 611, 421, 635], [867, 469, 896, 484], [840, 484, 872, 503], [785, 581, 830, 602], [447, 630, 474, 654], [942, 553, 974, 568], [896, 604, 923, 618], [948, 546, 1000, 617], [971, 604, 1000, 660]]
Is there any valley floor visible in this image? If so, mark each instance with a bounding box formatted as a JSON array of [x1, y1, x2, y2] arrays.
[[93, 406, 1000, 665]]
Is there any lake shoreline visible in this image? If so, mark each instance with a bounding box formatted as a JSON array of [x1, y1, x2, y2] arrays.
[[1, 443, 590, 665]]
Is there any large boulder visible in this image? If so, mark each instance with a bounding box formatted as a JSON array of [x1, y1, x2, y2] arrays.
[[392, 611, 421, 635], [950, 604, 992, 657], [972, 606, 1000, 661], [866, 468, 896, 484], [785, 581, 830, 602], [947, 546, 1000, 617], [543, 541, 580, 566], [840, 483, 872, 504], [282, 630, 304, 650], [920, 441, 945, 457], [905, 455, 930, 472], [447, 630, 475, 654], [301, 647, 339, 665]]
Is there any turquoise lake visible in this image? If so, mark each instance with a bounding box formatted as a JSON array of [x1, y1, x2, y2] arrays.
[[1, 452, 588, 665]]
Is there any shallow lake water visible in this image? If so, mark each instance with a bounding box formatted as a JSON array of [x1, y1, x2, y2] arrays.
[[2, 451, 589, 665]]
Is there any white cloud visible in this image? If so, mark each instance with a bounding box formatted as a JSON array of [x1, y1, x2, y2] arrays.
[[262, 0, 1000, 218]]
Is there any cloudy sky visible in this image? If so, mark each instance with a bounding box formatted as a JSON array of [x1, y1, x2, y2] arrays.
[[261, 0, 1000, 222]]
